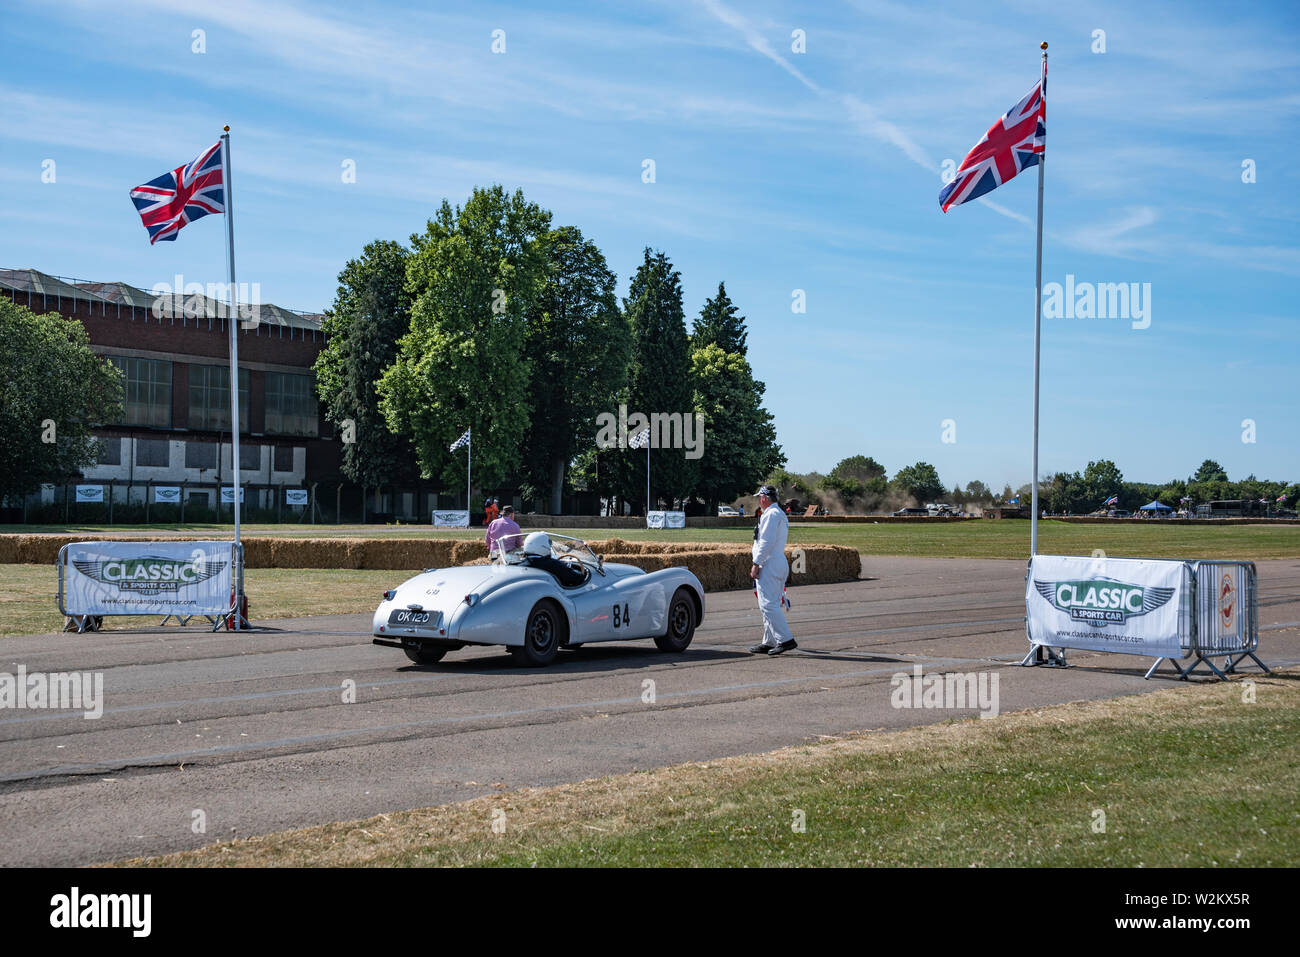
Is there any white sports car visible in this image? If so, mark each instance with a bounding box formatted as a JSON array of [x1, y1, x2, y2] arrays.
[[371, 533, 705, 667]]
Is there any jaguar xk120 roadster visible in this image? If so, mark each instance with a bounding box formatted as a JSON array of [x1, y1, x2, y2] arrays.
[[371, 533, 704, 667]]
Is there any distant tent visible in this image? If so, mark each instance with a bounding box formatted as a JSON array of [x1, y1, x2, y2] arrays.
[[1138, 500, 1174, 512]]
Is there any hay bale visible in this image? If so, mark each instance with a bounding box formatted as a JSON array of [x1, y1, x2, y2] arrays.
[[270, 538, 358, 569], [452, 540, 488, 565], [240, 538, 273, 568], [12, 535, 69, 564], [786, 545, 861, 585], [356, 538, 458, 570]]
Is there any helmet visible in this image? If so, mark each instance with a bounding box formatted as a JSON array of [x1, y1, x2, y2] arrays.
[[523, 532, 551, 556]]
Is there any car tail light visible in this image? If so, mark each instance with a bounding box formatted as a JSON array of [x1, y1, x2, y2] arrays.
[[383, 590, 396, 601], [464, 593, 479, 606]]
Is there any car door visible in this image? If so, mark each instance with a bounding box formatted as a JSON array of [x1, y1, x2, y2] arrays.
[[569, 572, 618, 642], [607, 574, 668, 640]]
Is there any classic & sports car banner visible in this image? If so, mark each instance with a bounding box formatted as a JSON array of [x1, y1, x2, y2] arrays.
[[1026, 555, 1188, 658], [75, 485, 104, 503], [432, 510, 470, 527], [646, 511, 686, 529], [61, 540, 236, 616]]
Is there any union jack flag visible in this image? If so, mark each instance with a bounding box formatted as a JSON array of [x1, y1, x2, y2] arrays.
[[1104, 495, 1119, 506], [129, 142, 225, 244], [939, 76, 1045, 213]]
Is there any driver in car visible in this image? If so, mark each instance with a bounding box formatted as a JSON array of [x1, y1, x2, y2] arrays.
[[521, 532, 587, 588]]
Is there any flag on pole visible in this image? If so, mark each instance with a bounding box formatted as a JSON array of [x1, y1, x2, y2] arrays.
[[1277, 493, 1287, 503], [449, 428, 471, 452], [1104, 495, 1119, 506], [939, 79, 1045, 212], [628, 427, 651, 450], [129, 142, 225, 243]]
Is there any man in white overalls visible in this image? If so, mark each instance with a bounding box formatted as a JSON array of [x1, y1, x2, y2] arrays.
[[749, 484, 797, 655]]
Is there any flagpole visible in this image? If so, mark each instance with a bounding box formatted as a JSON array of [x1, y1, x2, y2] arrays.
[[1030, 43, 1047, 557], [645, 441, 651, 516], [221, 125, 243, 629], [467, 429, 472, 522]]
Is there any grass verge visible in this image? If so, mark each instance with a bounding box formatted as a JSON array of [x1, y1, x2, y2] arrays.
[[0, 566, 403, 636], [119, 672, 1299, 867], [5, 520, 1299, 559]]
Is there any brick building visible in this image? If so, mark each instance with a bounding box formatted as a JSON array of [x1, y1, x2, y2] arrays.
[[1, 268, 464, 522]]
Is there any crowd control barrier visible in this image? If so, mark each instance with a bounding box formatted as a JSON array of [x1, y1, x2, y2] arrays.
[[1022, 555, 1267, 681], [57, 540, 244, 633]]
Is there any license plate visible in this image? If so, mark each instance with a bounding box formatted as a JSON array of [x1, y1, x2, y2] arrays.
[[388, 608, 436, 627]]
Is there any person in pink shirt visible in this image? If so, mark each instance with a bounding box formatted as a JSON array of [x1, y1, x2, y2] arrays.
[[485, 505, 523, 557]]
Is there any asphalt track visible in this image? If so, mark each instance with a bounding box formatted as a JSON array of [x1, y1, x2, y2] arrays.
[[2, 556, 1297, 866]]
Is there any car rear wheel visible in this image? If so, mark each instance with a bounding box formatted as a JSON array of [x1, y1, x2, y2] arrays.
[[511, 601, 562, 667], [654, 588, 696, 652], [403, 644, 447, 666]]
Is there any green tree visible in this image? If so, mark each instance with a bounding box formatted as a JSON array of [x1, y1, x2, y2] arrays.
[[0, 300, 123, 502], [821, 455, 888, 510], [964, 479, 990, 502], [1081, 459, 1125, 508], [520, 226, 631, 513], [378, 186, 552, 497], [611, 249, 696, 509], [1191, 459, 1228, 484], [690, 343, 783, 510], [691, 282, 747, 354], [830, 455, 886, 483], [313, 240, 413, 490], [891, 462, 945, 504]]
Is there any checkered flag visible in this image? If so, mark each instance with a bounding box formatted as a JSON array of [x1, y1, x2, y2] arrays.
[[448, 428, 471, 453], [628, 427, 650, 450]]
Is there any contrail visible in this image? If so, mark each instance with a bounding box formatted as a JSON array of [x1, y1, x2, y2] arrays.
[[700, 0, 1027, 225]]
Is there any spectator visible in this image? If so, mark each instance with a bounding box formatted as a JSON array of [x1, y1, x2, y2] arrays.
[[485, 505, 522, 557]]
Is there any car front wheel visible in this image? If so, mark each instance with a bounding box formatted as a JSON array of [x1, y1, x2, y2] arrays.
[[511, 601, 562, 667], [654, 588, 696, 652]]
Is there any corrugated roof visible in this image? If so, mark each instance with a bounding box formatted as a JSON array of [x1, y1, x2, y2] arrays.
[[0, 268, 323, 331]]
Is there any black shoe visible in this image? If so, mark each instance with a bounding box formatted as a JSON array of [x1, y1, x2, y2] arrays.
[[768, 639, 798, 656], [748, 643, 772, 655]]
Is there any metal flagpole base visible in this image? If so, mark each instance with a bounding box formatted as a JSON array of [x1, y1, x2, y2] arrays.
[[1020, 643, 1068, 668]]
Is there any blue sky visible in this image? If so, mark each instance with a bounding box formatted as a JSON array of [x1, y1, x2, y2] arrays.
[[1, 0, 1296, 491]]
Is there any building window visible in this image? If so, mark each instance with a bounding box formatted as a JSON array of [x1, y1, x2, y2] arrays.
[[135, 438, 170, 467], [185, 441, 217, 469], [95, 437, 122, 466], [240, 445, 261, 472], [273, 445, 296, 472], [189, 365, 249, 432], [264, 372, 319, 436], [107, 356, 172, 428]]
